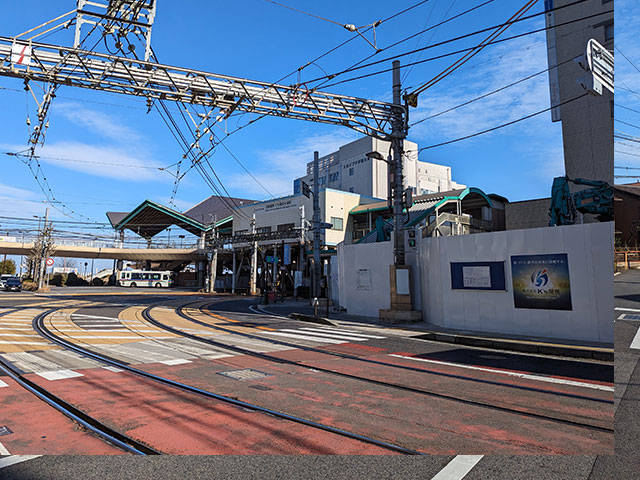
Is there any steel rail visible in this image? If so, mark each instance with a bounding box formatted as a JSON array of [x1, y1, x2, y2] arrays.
[[0, 310, 160, 455], [146, 303, 613, 433], [34, 308, 423, 455]]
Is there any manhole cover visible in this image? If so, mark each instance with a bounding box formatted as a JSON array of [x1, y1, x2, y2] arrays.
[[620, 314, 640, 321], [0, 426, 13, 437], [248, 384, 273, 391], [217, 369, 271, 381]]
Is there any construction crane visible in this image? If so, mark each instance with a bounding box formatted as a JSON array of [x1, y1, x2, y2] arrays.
[[548, 176, 614, 226]]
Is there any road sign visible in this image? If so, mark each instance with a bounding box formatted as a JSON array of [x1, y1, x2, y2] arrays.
[[266, 256, 279, 264], [11, 43, 31, 66], [283, 244, 291, 265], [301, 181, 311, 198], [46, 258, 54, 267]]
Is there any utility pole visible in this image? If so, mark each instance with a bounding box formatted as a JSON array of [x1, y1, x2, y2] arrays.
[[209, 215, 218, 294], [391, 60, 405, 267], [250, 213, 257, 296], [312, 151, 321, 299], [37, 207, 49, 290]]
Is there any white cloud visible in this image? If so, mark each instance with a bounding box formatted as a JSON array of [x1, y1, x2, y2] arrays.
[[0, 182, 49, 219], [54, 102, 143, 143], [224, 130, 359, 199]]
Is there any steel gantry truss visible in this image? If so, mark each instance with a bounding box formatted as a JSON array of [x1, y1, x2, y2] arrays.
[[0, 37, 397, 139]]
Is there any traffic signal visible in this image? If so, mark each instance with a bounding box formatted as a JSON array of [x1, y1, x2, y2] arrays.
[[301, 180, 312, 198]]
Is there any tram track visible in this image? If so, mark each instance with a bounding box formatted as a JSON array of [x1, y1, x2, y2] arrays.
[[33, 307, 423, 455], [0, 309, 159, 455], [137, 301, 614, 434]]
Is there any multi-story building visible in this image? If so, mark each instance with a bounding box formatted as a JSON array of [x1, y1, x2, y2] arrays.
[[293, 137, 465, 199]]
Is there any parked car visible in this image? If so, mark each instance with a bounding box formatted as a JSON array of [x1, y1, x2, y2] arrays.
[[3, 277, 22, 292], [0, 274, 11, 288]]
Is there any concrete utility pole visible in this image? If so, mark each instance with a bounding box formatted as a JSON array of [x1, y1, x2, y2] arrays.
[[208, 216, 218, 294], [37, 207, 49, 290], [250, 214, 257, 296], [391, 60, 405, 267], [312, 151, 321, 299]]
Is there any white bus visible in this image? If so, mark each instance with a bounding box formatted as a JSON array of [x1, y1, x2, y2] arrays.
[[118, 270, 174, 288]]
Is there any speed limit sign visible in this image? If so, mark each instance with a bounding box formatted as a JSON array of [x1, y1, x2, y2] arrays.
[[46, 258, 54, 267]]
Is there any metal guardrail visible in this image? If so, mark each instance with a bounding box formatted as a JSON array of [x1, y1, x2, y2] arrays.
[[615, 250, 640, 270]]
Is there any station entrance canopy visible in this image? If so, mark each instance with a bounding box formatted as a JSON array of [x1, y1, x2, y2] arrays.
[[107, 197, 251, 239]]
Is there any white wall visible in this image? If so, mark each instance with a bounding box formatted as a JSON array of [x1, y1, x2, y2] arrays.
[[420, 222, 613, 344], [338, 241, 393, 317]]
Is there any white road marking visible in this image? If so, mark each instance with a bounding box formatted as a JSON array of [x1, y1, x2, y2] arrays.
[[0, 455, 41, 469], [618, 314, 640, 322], [615, 307, 640, 313], [0, 379, 8, 388], [36, 370, 84, 381], [259, 331, 345, 344], [0, 442, 9, 455], [0, 333, 40, 337], [53, 335, 175, 339], [159, 358, 191, 365], [431, 455, 483, 480], [279, 329, 377, 342], [631, 328, 640, 350], [102, 366, 124, 373], [69, 314, 122, 321], [299, 327, 386, 339], [389, 354, 614, 392], [0, 341, 50, 345]]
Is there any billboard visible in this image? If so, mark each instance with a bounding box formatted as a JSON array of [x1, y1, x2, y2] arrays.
[[511, 254, 572, 310]]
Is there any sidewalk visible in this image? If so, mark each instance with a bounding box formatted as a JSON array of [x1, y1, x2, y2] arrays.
[[256, 299, 613, 361]]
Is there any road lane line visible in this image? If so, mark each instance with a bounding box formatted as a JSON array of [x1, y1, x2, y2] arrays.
[[389, 354, 613, 392], [260, 331, 345, 344], [431, 455, 483, 480], [0, 442, 9, 455], [615, 307, 640, 312], [279, 329, 377, 342], [299, 327, 386, 338], [0, 456, 42, 469]]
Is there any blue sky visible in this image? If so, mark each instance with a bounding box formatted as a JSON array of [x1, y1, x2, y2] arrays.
[[0, 0, 602, 255], [614, 0, 640, 180]]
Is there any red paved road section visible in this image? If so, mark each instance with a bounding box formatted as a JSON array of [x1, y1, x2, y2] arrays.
[[0, 376, 124, 455], [26, 367, 397, 455], [137, 347, 613, 455]]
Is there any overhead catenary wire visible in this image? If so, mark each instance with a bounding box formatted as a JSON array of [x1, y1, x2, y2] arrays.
[[418, 93, 588, 151], [304, 0, 602, 89]]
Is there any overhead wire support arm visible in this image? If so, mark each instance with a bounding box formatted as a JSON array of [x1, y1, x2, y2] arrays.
[[0, 36, 396, 139]]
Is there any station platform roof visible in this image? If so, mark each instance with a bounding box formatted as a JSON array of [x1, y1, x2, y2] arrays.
[[107, 195, 255, 239]]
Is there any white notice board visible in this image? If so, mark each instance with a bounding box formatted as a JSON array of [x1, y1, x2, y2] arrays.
[[462, 266, 491, 288]]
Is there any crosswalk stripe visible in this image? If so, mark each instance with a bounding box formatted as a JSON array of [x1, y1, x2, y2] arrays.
[[299, 327, 385, 339], [260, 331, 345, 344], [36, 370, 83, 381], [631, 327, 640, 350], [279, 329, 378, 342]]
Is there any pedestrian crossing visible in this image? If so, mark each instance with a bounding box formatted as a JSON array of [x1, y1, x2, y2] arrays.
[[260, 326, 385, 345]]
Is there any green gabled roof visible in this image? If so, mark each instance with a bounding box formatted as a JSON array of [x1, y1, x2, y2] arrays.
[[404, 187, 492, 228], [113, 199, 211, 238]]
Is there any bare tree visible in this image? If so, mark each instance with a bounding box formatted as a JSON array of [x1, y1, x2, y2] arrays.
[[30, 222, 55, 289]]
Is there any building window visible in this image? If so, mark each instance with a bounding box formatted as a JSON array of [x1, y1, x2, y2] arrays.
[[349, 167, 354, 176], [235, 229, 248, 235], [329, 172, 339, 182], [331, 217, 343, 231], [256, 226, 272, 234], [277, 223, 295, 232], [604, 22, 613, 42]]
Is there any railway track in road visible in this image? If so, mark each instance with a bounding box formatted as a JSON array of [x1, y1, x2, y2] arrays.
[[0, 308, 159, 456], [136, 302, 614, 434], [32, 308, 423, 455]]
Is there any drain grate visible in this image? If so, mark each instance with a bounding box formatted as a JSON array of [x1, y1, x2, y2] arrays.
[[0, 426, 13, 437], [217, 369, 271, 381], [619, 314, 640, 321], [248, 384, 273, 391]]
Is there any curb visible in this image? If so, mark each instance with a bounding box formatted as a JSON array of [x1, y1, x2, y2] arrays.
[[288, 313, 337, 326], [411, 332, 613, 361]]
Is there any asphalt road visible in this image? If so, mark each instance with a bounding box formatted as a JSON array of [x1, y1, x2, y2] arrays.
[[0, 284, 625, 478]]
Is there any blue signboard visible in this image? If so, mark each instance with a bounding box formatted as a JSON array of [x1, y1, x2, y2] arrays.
[[283, 244, 291, 265], [511, 254, 572, 310]]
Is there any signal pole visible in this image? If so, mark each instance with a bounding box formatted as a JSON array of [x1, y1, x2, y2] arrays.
[[37, 207, 49, 291], [250, 213, 257, 296], [312, 151, 321, 299]]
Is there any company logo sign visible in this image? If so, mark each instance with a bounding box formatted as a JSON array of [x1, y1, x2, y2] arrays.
[[530, 269, 549, 288], [511, 254, 572, 311]]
